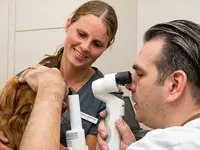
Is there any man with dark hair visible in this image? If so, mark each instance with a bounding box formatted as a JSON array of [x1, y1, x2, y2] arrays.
[[96, 19, 200, 150]]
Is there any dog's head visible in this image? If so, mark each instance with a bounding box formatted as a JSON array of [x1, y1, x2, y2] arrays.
[[0, 77, 36, 149]]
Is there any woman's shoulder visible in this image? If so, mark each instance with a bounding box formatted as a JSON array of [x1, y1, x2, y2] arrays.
[[16, 70, 26, 77], [91, 67, 104, 80]]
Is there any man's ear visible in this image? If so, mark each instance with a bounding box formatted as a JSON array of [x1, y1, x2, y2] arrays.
[[65, 18, 71, 32], [165, 70, 187, 103]]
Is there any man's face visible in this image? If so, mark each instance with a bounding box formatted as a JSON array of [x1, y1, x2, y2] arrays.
[[129, 38, 168, 128]]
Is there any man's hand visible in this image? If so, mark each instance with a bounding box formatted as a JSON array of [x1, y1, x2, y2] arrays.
[[96, 111, 136, 150], [19, 64, 66, 92], [0, 131, 12, 150], [19, 64, 68, 104]]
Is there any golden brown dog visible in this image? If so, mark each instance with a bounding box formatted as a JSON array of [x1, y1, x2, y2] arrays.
[[0, 77, 36, 149], [0, 76, 68, 150]]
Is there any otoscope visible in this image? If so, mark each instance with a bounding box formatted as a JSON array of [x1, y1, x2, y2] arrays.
[[92, 71, 132, 150], [66, 91, 88, 150]]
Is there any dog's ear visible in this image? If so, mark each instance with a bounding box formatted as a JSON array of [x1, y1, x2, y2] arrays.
[[0, 77, 19, 116], [0, 77, 21, 149], [0, 77, 36, 149], [7, 81, 36, 149], [8, 82, 36, 132]]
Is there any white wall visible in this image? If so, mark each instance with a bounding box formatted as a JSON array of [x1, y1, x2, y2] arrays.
[[0, 0, 9, 88], [94, 0, 137, 74], [15, 0, 87, 31], [137, 0, 200, 51]]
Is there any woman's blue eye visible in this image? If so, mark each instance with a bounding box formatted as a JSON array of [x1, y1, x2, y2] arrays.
[[93, 42, 102, 48], [78, 32, 87, 38]]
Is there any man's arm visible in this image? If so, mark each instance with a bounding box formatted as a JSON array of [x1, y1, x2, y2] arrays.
[[18, 65, 67, 150], [19, 90, 64, 150]]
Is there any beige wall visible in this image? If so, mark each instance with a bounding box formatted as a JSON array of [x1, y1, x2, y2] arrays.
[[0, 0, 9, 88], [137, 0, 200, 51]]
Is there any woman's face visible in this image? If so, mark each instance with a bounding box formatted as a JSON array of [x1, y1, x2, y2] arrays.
[[63, 14, 111, 68]]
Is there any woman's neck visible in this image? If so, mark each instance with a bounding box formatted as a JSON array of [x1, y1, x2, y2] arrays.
[[60, 56, 94, 91]]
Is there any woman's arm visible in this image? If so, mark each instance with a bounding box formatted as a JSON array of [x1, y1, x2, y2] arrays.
[[60, 144, 67, 150], [86, 134, 97, 150]]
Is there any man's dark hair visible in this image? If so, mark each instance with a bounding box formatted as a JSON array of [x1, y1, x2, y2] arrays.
[[144, 20, 200, 102]]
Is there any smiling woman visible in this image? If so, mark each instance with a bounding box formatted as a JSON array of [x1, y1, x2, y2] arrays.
[[50, 1, 118, 149]]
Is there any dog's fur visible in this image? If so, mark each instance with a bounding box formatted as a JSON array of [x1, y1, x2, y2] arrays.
[[0, 77, 36, 150]]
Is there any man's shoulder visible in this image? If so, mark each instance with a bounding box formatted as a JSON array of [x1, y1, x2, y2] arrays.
[[128, 122, 200, 150], [147, 121, 200, 138]]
